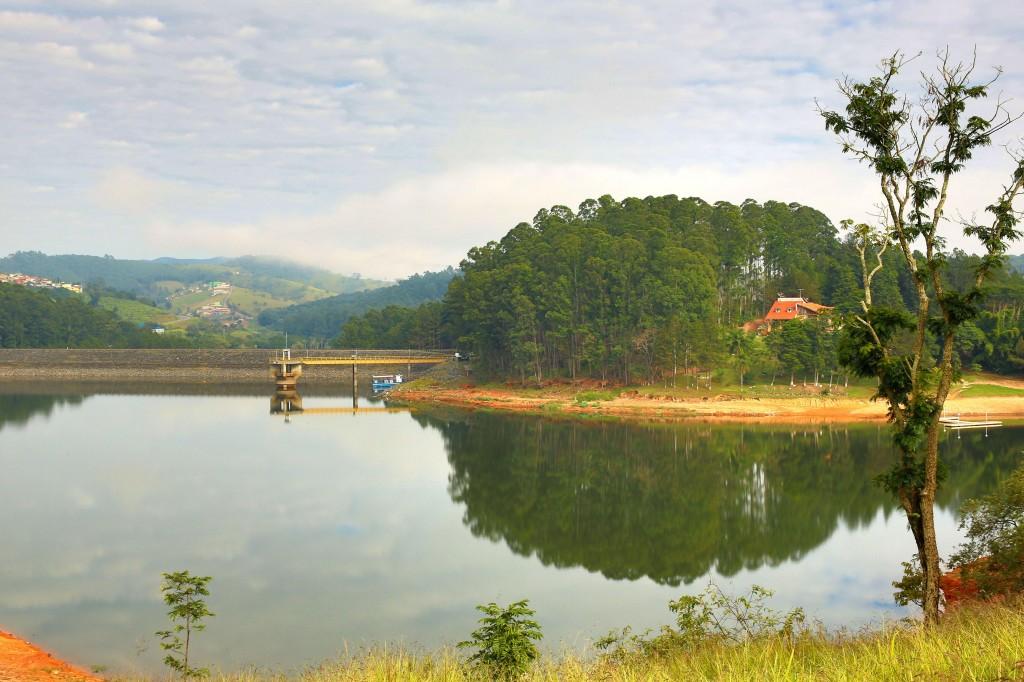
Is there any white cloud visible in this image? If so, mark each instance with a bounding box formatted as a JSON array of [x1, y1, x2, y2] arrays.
[[129, 16, 164, 32], [139, 156, 1009, 279], [91, 41, 134, 60], [0, 0, 1023, 275], [59, 111, 89, 128], [33, 41, 94, 69], [92, 167, 183, 214]]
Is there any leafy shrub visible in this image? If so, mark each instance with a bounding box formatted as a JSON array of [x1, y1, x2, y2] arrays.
[[458, 600, 542, 680], [597, 584, 805, 661], [892, 554, 926, 608]]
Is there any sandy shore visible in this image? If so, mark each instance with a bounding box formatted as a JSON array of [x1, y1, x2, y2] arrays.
[[395, 381, 1024, 423]]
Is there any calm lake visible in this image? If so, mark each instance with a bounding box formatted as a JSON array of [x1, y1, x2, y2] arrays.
[[1, 384, 1021, 675]]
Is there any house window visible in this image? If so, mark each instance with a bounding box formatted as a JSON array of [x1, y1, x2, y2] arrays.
[[786, 307, 794, 313], [774, 308, 781, 313]]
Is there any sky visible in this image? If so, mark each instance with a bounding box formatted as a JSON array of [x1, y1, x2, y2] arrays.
[[2, 1, 1023, 279]]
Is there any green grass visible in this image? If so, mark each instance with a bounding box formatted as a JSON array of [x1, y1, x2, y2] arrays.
[[959, 383, 1024, 398], [574, 389, 621, 402], [226, 286, 289, 316], [98, 297, 175, 325], [635, 381, 877, 401], [169, 290, 221, 314], [110, 602, 1024, 681]]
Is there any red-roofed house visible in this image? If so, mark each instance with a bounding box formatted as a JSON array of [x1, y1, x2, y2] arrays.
[[744, 295, 833, 333]]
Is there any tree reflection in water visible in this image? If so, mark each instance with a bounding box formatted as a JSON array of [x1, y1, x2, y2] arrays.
[[0, 394, 86, 432], [414, 410, 1023, 586]]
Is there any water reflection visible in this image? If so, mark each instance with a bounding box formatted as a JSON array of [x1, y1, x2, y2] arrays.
[[1, 387, 1021, 674], [415, 410, 1024, 586], [270, 389, 303, 417], [268, 388, 407, 418], [0, 393, 87, 432]]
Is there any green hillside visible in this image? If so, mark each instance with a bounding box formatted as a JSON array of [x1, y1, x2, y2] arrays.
[[258, 268, 457, 338], [97, 296, 176, 326]]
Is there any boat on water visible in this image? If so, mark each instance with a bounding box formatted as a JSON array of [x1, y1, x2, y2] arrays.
[[372, 374, 404, 391]]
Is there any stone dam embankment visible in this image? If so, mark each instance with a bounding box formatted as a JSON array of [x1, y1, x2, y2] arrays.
[[0, 349, 387, 384]]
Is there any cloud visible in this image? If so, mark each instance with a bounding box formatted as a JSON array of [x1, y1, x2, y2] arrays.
[[91, 41, 135, 60], [33, 41, 94, 69], [128, 16, 164, 32], [92, 167, 185, 214], [140, 155, 1007, 279], [59, 111, 89, 129], [1, 0, 1023, 275]]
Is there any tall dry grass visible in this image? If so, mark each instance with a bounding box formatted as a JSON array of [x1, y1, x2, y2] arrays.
[[114, 601, 1024, 681]]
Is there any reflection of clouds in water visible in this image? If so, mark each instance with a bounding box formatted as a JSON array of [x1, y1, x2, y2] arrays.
[[0, 393, 483, 670]]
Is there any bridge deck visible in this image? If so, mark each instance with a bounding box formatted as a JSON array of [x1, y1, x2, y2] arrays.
[[274, 407, 408, 415], [292, 356, 448, 366]]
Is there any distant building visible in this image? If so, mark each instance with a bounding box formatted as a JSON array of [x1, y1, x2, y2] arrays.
[[764, 296, 831, 322], [0, 272, 83, 294], [743, 295, 833, 333]]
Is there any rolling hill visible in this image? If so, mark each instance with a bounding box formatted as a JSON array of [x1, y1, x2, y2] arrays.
[[0, 252, 388, 320], [258, 268, 457, 338]]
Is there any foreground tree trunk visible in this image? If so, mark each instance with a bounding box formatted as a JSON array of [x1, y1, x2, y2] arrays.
[[823, 51, 1024, 623]]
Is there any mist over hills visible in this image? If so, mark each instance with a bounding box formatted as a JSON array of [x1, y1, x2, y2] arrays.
[[0, 251, 386, 308]]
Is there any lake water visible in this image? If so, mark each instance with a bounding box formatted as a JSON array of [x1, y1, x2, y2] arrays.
[[0, 384, 1021, 675]]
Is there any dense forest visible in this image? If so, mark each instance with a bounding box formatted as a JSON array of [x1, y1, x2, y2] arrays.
[[334, 302, 447, 349], [260, 268, 457, 338], [340, 195, 1024, 382]]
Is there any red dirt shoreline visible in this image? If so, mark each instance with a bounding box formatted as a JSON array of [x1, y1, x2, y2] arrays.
[[0, 630, 100, 681]]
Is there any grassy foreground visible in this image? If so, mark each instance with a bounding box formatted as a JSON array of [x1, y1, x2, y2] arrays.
[[114, 602, 1024, 682]]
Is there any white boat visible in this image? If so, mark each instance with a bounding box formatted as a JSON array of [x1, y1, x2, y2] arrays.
[[372, 374, 404, 390]]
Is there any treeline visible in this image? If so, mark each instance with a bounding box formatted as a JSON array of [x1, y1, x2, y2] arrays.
[[261, 268, 457, 338], [0, 283, 174, 348], [334, 302, 448, 349], [336, 195, 1024, 382]]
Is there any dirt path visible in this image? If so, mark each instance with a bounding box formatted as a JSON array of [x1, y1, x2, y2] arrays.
[[0, 631, 100, 682]]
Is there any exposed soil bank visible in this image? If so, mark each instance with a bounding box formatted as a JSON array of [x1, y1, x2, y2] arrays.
[[0, 630, 100, 681], [0, 349, 415, 385], [395, 380, 1024, 424]]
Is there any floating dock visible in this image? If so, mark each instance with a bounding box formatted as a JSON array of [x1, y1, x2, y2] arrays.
[[940, 415, 1003, 430]]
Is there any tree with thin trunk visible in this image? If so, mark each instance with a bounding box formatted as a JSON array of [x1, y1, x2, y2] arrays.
[[157, 571, 214, 679], [821, 50, 1024, 624]]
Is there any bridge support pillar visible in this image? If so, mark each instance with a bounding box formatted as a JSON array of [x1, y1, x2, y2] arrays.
[[351, 362, 358, 409]]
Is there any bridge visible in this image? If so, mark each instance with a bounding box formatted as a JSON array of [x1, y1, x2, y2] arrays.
[[269, 348, 452, 396]]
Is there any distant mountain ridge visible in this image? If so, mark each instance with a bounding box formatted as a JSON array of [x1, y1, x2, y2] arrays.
[[0, 252, 387, 313], [259, 268, 458, 338]]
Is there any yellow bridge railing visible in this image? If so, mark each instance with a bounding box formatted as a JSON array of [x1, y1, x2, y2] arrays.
[[270, 349, 453, 366]]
